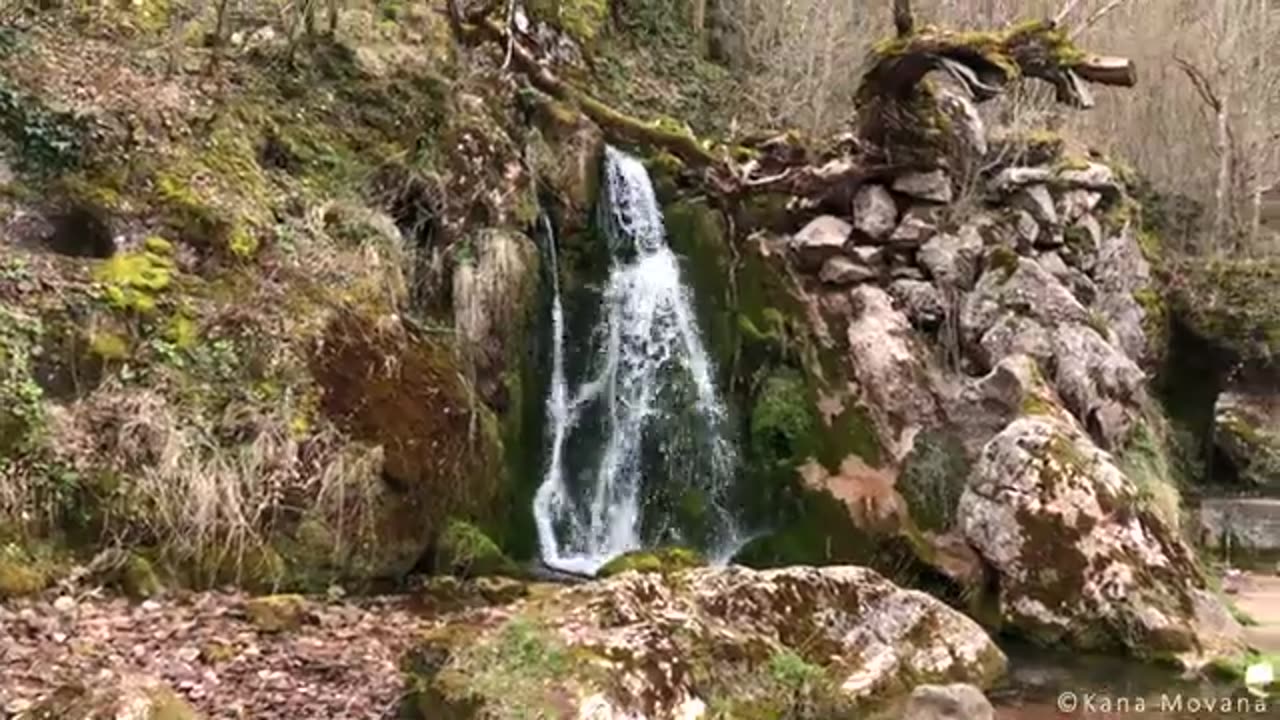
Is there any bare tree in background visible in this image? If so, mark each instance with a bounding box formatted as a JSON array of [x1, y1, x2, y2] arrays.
[[714, 0, 1280, 255]]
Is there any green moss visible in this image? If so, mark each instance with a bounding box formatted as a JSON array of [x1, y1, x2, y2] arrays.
[[1118, 420, 1184, 532], [153, 172, 230, 246], [146, 687, 200, 720], [189, 543, 287, 592], [750, 369, 819, 469], [1020, 392, 1058, 417], [1085, 310, 1112, 340], [1170, 257, 1280, 362], [227, 224, 259, 260], [597, 546, 704, 577], [896, 432, 969, 532], [94, 249, 175, 314], [435, 519, 519, 578], [1206, 650, 1280, 683], [144, 235, 174, 256], [1133, 287, 1169, 356], [165, 314, 198, 350], [986, 244, 1020, 282], [1056, 153, 1091, 172], [664, 199, 736, 376], [528, 0, 610, 46], [88, 330, 130, 360], [415, 617, 601, 718], [1136, 228, 1162, 263]]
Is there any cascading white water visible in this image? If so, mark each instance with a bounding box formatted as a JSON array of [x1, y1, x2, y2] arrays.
[[533, 146, 742, 576]]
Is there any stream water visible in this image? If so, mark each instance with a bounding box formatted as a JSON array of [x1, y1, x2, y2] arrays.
[[991, 640, 1270, 719], [532, 146, 743, 576]]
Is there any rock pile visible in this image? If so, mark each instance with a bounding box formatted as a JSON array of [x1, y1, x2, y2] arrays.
[[777, 158, 1243, 665]]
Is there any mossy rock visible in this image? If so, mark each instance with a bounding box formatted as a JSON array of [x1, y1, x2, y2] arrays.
[[435, 519, 520, 578], [664, 198, 737, 379], [311, 308, 505, 572], [23, 675, 202, 720], [896, 431, 970, 533], [1170, 258, 1280, 365], [118, 552, 164, 599], [0, 548, 46, 598], [597, 546, 704, 577], [244, 594, 309, 633], [188, 543, 287, 592]]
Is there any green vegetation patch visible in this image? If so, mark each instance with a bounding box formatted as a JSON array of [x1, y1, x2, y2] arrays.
[[0, 78, 85, 172], [423, 617, 601, 718], [750, 369, 820, 469], [0, 305, 46, 456], [528, 0, 610, 46]]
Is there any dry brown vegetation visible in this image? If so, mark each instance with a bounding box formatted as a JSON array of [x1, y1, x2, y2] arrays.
[[715, 0, 1280, 255]]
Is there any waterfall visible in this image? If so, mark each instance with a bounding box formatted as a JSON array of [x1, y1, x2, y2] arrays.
[[533, 146, 743, 576]]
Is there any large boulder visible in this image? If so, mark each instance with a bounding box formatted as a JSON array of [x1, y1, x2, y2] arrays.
[[23, 674, 201, 719], [958, 411, 1244, 665], [1215, 386, 1280, 489], [404, 566, 1006, 719]]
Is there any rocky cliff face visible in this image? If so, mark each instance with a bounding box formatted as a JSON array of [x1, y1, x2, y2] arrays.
[[699, 146, 1243, 663]]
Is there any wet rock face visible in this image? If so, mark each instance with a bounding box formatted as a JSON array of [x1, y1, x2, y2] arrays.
[[409, 566, 1006, 719], [959, 412, 1243, 664]]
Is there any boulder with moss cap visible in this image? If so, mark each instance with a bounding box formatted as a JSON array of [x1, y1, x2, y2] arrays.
[[959, 405, 1243, 665], [403, 565, 1006, 719]]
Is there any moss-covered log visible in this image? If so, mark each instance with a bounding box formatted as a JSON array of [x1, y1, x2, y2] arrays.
[[860, 20, 1134, 108]]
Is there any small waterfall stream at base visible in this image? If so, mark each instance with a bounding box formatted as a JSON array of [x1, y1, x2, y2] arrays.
[[532, 146, 744, 576]]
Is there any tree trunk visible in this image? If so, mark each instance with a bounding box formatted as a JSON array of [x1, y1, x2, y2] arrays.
[[1213, 106, 1231, 254]]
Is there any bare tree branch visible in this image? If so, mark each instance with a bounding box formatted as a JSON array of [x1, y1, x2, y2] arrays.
[[1053, 0, 1086, 26], [1071, 0, 1131, 40]]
